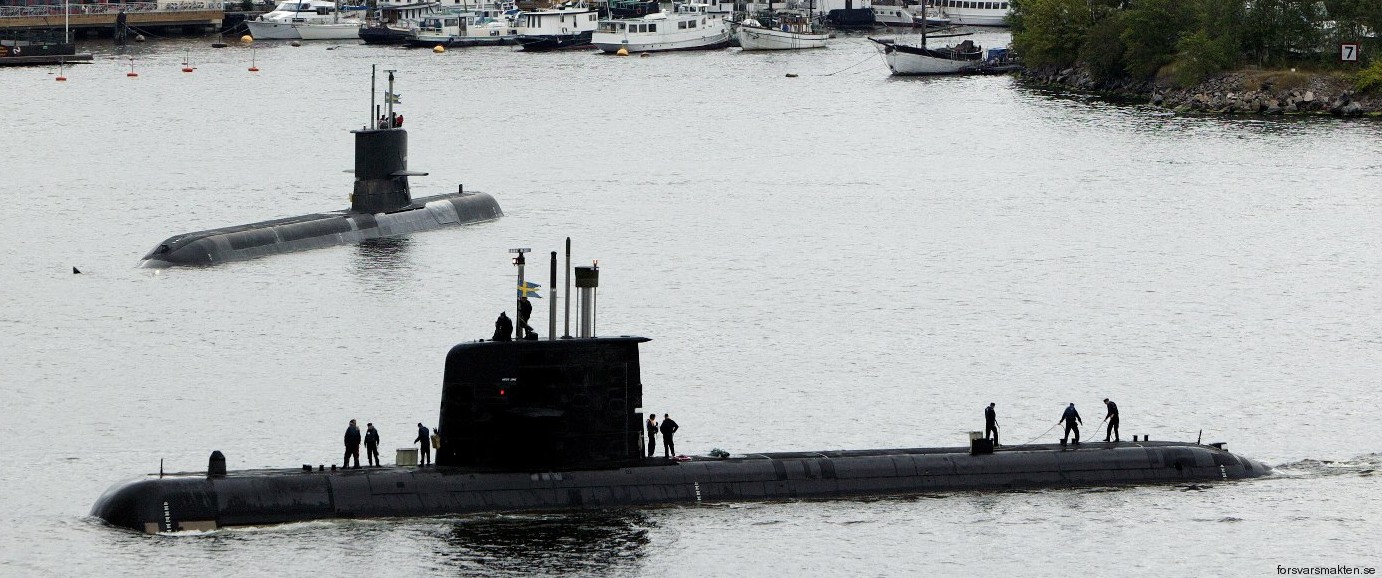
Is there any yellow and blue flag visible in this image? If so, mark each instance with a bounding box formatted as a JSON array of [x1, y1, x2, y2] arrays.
[[517, 280, 542, 299]]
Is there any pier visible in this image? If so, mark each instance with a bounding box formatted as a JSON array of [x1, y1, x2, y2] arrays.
[[0, 1, 231, 37]]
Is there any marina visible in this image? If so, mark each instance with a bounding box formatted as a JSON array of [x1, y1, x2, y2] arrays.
[[2, 15, 1380, 577]]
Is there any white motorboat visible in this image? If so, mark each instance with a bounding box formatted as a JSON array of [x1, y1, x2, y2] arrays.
[[872, 1, 949, 27], [926, 0, 1009, 26], [733, 12, 827, 50], [295, 19, 367, 39], [513, 2, 599, 51], [246, 0, 367, 40], [408, 12, 519, 47], [592, 2, 731, 53], [870, 35, 983, 75]]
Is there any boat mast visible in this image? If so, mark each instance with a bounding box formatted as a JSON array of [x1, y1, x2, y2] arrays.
[[369, 64, 376, 128], [64, 0, 69, 43]]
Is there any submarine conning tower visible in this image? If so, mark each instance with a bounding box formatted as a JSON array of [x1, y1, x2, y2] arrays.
[[348, 126, 423, 214]]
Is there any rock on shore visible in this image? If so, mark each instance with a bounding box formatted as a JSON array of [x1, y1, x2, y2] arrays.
[[1022, 66, 1380, 116]]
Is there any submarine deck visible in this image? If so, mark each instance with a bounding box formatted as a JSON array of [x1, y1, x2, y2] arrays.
[[147, 440, 1227, 479]]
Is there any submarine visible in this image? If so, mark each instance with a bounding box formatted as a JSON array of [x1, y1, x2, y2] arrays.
[[92, 247, 1272, 534], [138, 68, 501, 268]]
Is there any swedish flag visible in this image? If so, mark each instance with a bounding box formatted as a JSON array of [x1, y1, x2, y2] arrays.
[[517, 280, 542, 299], [385, 92, 402, 104]]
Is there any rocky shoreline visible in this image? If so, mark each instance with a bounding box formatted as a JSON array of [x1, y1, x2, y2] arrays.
[[1021, 66, 1381, 117]]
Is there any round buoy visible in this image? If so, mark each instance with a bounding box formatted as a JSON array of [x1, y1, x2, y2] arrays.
[[135, 34, 146, 42], [248, 65, 259, 72], [639, 52, 650, 57], [290, 40, 301, 47], [56, 75, 67, 82], [127, 71, 138, 77], [615, 46, 628, 56], [182, 66, 194, 72], [433, 45, 445, 53], [241, 34, 253, 43], [785, 73, 798, 77]]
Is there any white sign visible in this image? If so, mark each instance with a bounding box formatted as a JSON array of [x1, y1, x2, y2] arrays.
[[1341, 43, 1360, 62]]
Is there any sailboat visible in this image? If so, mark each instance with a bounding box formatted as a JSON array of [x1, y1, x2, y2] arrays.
[[869, 28, 983, 75]]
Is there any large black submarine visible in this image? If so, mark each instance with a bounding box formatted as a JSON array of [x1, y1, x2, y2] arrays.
[[138, 68, 501, 268], [92, 248, 1271, 534]]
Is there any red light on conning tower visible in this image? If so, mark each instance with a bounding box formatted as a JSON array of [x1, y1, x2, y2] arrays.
[[499, 389, 505, 396]]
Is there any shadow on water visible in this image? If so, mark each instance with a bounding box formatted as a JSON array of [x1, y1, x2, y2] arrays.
[[438, 510, 654, 577], [351, 236, 415, 294]]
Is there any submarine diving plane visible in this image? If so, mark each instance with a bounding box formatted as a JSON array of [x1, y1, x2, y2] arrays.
[[137, 68, 501, 268], [92, 245, 1271, 534]]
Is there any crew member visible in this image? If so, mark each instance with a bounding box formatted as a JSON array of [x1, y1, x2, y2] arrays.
[[414, 423, 432, 466], [364, 422, 381, 467], [1102, 398, 1120, 443], [517, 296, 534, 339], [344, 419, 362, 469], [393, 112, 403, 127], [645, 414, 658, 458], [659, 413, 679, 458], [1059, 403, 1082, 445], [984, 402, 999, 446], [493, 312, 513, 341]]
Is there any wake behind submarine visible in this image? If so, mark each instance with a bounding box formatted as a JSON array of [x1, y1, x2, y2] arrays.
[[93, 246, 1271, 534], [138, 68, 501, 268]]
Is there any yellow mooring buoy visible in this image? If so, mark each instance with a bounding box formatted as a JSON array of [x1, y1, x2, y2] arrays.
[[241, 34, 253, 43], [616, 46, 628, 56], [433, 45, 445, 53]]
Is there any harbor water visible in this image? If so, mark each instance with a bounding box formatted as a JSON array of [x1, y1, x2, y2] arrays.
[[1, 31, 1380, 576]]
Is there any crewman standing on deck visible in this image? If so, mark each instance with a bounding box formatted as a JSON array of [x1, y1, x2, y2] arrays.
[[984, 403, 999, 446], [645, 414, 658, 457], [1102, 398, 1120, 442], [344, 419, 362, 469], [660, 414, 679, 458], [415, 423, 432, 466], [1059, 403, 1082, 445]]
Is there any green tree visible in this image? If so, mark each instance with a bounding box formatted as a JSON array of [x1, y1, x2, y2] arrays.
[[1169, 0, 1245, 85], [1118, 0, 1194, 78], [1011, 0, 1100, 68]]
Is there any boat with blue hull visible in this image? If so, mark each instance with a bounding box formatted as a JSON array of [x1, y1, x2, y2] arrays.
[[138, 68, 501, 268], [93, 249, 1270, 534]]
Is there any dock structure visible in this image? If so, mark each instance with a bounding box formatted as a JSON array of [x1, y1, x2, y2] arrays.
[[0, 1, 225, 37]]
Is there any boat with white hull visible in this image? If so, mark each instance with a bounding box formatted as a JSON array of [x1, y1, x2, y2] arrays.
[[927, 0, 1008, 26], [247, 0, 368, 39], [295, 20, 367, 39], [870, 35, 983, 75], [408, 13, 519, 47], [513, 2, 599, 51], [592, 2, 730, 53], [734, 12, 827, 50]]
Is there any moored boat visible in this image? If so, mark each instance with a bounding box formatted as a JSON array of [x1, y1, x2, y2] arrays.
[[1, 29, 91, 66], [592, 2, 730, 54], [246, 0, 367, 40], [407, 12, 519, 47], [733, 11, 827, 50], [871, 35, 983, 75], [359, 1, 441, 44], [927, 0, 1009, 26], [513, 1, 598, 51]]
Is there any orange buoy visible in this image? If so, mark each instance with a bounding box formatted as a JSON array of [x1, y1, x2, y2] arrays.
[[182, 66, 194, 72], [248, 66, 259, 72], [127, 71, 138, 77], [55, 76, 67, 81]]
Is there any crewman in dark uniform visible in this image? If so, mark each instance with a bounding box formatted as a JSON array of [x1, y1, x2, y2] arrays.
[[364, 423, 381, 466], [645, 414, 658, 457], [493, 312, 513, 341], [1102, 398, 1120, 442], [517, 296, 534, 339], [659, 413, 679, 458], [343, 419, 362, 469], [414, 423, 432, 466], [984, 402, 999, 446], [1059, 403, 1082, 445]]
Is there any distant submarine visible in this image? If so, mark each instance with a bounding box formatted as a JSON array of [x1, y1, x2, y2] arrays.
[[93, 247, 1271, 534], [138, 69, 501, 268]]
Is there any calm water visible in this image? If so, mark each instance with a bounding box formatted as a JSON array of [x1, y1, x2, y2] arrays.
[[2, 31, 1381, 576]]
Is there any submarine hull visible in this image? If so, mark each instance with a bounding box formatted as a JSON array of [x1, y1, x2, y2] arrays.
[[92, 441, 1270, 534], [138, 191, 501, 268]]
